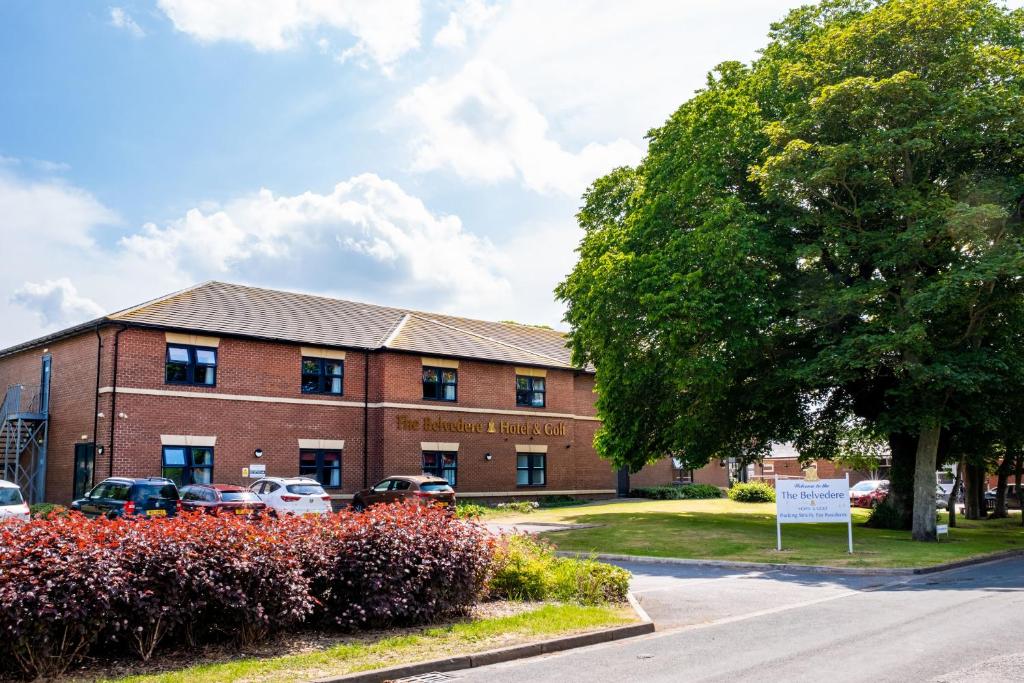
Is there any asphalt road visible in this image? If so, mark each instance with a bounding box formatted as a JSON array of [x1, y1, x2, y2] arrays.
[[448, 556, 1024, 682]]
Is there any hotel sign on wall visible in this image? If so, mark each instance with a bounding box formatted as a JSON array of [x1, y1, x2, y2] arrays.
[[395, 415, 568, 437]]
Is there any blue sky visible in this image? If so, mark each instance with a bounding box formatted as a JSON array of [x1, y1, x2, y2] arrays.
[[7, 0, 1005, 347]]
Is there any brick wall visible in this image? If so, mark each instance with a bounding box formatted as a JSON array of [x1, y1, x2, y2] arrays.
[[0, 329, 107, 502], [1, 325, 663, 504]]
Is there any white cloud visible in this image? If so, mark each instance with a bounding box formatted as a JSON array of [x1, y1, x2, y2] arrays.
[[156, 0, 421, 70], [433, 0, 497, 49], [110, 7, 145, 38], [399, 59, 641, 196], [120, 173, 511, 310], [11, 279, 105, 326], [0, 168, 525, 345]]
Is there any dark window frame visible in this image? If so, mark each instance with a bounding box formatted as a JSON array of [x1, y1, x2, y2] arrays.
[[515, 375, 546, 407], [161, 445, 214, 486], [299, 448, 342, 488], [301, 356, 345, 395], [516, 452, 547, 487], [422, 366, 458, 402], [422, 451, 458, 487], [165, 344, 217, 386]]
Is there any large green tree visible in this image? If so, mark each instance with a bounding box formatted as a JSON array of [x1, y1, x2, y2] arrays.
[[557, 0, 1024, 541]]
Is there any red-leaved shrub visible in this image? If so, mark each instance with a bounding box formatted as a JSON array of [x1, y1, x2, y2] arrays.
[[0, 502, 494, 680], [293, 502, 495, 629]]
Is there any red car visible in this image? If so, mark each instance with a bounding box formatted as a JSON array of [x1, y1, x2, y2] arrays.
[[849, 479, 889, 508], [180, 483, 267, 516]]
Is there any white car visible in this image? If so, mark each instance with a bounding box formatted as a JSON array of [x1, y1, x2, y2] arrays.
[[249, 477, 332, 516], [0, 479, 30, 522]]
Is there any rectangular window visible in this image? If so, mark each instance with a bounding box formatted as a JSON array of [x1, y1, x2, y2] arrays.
[[301, 357, 344, 395], [516, 453, 546, 486], [299, 449, 342, 488], [161, 446, 214, 486], [422, 451, 457, 486], [516, 376, 546, 407], [165, 344, 217, 386], [422, 366, 457, 401]]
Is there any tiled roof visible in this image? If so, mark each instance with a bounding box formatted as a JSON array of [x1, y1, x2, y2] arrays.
[[0, 281, 579, 370]]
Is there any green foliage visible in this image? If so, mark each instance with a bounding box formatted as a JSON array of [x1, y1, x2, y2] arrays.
[[631, 484, 723, 500], [556, 0, 1024, 540], [28, 503, 68, 519], [488, 535, 630, 605], [495, 501, 539, 514], [727, 482, 777, 503], [865, 499, 907, 530], [537, 495, 587, 509], [454, 502, 491, 519]]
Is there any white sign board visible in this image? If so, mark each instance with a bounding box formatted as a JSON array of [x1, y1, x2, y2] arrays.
[[248, 463, 266, 478], [777, 479, 851, 523], [775, 475, 853, 553]]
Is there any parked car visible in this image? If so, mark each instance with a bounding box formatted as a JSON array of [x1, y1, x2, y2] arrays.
[[180, 483, 267, 517], [985, 485, 1022, 510], [849, 479, 889, 508], [71, 477, 180, 519], [0, 479, 30, 522], [249, 477, 332, 516], [351, 475, 456, 512], [936, 486, 949, 510]]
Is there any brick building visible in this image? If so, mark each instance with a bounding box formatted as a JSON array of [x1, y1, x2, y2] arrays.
[[0, 281, 710, 505]]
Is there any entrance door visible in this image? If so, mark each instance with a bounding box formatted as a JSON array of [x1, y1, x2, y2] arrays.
[[616, 467, 631, 496], [73, 443, 95, 499]]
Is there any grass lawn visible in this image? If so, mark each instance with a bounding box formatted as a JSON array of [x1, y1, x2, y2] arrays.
[[491, 498, 1024, 569], [103, 604, 633, 683]]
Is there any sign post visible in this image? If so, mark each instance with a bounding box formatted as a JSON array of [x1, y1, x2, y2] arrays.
[[776, 474, 853, 554]]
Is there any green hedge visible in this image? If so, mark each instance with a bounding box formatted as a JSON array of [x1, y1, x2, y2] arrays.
[[488, 535, 630, 605], [630, 484, 723, 500], [727, 481, 776, 503]]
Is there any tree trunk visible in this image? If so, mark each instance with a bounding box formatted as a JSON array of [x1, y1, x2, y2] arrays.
[[1014, 451, 1023, 528], [992, 454, 1012, 518], [964, 462, 981, 520], [947, 458, 962, 528], [887, 432, 916, 529], [912, 424, 941, 541]]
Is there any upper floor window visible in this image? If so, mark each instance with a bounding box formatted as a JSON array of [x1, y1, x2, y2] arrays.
[[516, 376, 546, 407], [423, 367, 457, 401], [165, 344, 217, 386], [162, 446, 213, 486], [302, 357, 344, 395]]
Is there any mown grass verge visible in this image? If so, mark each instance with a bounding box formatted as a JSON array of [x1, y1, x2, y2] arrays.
[[104, 604, 632, 683]]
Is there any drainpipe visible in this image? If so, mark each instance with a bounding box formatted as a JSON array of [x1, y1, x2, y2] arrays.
[[108, 325, 128, 478], [91, 325, 103, 488], [363, 350, 370, 488]]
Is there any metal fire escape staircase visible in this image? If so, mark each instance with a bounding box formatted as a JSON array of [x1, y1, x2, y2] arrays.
[[0, 384, 48, 503]]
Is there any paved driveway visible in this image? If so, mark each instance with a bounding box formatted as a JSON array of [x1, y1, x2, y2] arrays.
[[448, 556, 1024, 682]]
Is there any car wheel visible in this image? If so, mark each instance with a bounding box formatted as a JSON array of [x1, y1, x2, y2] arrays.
[[870, 499, 880, 510], [352, 501, 365, 513]]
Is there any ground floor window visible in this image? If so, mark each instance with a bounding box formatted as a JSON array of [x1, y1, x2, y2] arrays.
[[299, 449, 342, 487], [517, 453, 546, 486], [161, 446, 213, 486], [422, 451, 457, 486]]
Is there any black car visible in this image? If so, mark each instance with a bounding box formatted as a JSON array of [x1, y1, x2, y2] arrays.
[[71, 477, 181, 519]]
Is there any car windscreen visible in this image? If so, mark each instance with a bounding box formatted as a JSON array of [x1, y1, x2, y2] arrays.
[[286, 484, 325, 495], [0, 488, 23, 505], [132, 484, 179, 501], [221, 491, 261, 503], [419, 483, 454, 492], [851, 482, 875, 491]]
